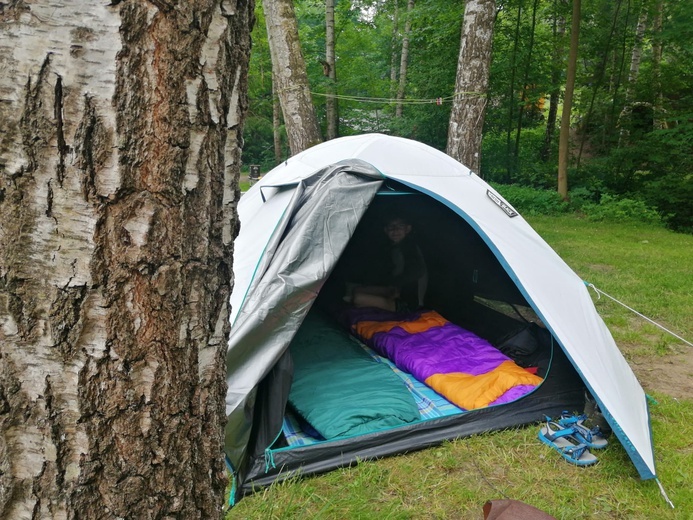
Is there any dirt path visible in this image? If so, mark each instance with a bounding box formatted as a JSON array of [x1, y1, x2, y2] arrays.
[[626, 345, 693, 401]]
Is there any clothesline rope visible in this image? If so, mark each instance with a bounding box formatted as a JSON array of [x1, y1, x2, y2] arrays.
[[274, 83, 485, 104], [310, 90, 485, 104], [586, 282, 693, 348]]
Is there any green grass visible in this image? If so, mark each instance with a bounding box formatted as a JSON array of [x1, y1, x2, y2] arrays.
[[227, 216, 693, 519], [528, 215, 693, 356]]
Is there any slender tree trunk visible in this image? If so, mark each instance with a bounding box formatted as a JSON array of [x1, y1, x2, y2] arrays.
[[541, 0, 566, 162], [513, 0, 539, 171], [263, 0, 322, 154], [325, 0, 339, 140], [625, 8, 648, 103], [652, 0, 665, 129], [618, 7, 648, 145], [390, 0, 401, 96], [505, 0, 523, 180], [272, 75, 283, 162], [576, 0, 622, 167], [446, 0, 496, 174], [395, 0, 415, 118], [608, 0, 632, 143], [558, 0, 580, 199], [0, 1, 253, 518]]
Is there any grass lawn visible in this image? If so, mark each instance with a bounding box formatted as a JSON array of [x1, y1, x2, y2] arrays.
[[227, 215, 693, 519]]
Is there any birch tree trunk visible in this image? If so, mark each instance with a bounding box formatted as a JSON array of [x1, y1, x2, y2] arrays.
[[263, 0, 322, 155], [446, 0, 496, 174], [395, 0, 415, 118], [0, 1, 253, 518], [389, 0, 401, 96], [325, 0, 339, 140], [558, 0, 580, 199], [618, 7, 648, 145]]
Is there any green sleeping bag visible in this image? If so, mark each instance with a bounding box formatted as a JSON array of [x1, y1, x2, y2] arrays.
[[289, 310, 420, 440]]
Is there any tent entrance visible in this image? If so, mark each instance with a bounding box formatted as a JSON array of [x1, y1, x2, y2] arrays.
[[254, 186, 584, 472], [323, 186, 541, 342]]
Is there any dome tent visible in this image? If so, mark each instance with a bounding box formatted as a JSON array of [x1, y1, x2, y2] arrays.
[[225, 134, 656, 501]]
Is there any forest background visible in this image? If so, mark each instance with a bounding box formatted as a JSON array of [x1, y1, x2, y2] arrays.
[[243, 0, 692, 233]]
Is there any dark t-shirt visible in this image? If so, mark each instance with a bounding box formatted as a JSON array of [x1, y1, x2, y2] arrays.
[[385, 236, 427, 308]]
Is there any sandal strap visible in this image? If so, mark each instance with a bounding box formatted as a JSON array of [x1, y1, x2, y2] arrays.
[[573, 422, 603, 441], [544, 421, 577, 441], [562, 443, 589, 460]]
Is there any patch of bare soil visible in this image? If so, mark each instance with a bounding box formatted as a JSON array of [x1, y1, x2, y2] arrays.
[[623, 345, 693, 401]]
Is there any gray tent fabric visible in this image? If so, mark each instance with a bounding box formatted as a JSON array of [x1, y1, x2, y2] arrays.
[[225, 160, 383, 471]]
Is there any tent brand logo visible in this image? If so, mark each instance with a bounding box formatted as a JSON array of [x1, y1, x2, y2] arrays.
[[486, 190, 518, 218]]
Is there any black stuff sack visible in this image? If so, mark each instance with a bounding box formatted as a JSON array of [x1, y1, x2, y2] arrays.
[[497, 322, 551, 375]]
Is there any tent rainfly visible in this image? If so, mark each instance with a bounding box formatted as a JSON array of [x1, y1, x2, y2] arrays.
[[224, 133, 658, 502]]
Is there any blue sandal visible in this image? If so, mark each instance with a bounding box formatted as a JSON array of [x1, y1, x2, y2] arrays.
[[558, 412, 608, 449], [538, 420, 598, 466]]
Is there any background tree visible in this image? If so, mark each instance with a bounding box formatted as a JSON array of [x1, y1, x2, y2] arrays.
[[395, 0, 415, 118], [245, 5, 289, 166], [263, 0, 322, 154], [0, 1, 253, 517], [447, 0, 497, 173], [540, 0, 567, 162], [557, 0, 580, 199], [325, 0, 339, 139], [389, 0, 401, 96], [242, 0, 693, 231]]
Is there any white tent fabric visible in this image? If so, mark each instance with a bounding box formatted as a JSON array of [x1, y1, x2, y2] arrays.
[[229, 133, 656, 480]]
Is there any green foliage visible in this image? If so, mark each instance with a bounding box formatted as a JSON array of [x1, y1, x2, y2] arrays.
[[242, 0, 693, 232], [492, 183, 664, 226], [580, 194, 663, 225], [482, 127, 559, 186], [490, 183, 570, 216]]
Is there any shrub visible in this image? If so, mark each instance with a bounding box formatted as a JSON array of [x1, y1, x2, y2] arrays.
[[492, 184, 665, 226], [490, 183, 570, 216], [581, 194, 663, 225]]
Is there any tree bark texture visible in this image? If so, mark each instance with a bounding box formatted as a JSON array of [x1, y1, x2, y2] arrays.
[[395, 0, 414, 118], [325, 0, 338, 140], [558, 0, 580, 199], [0, 1, 253, 518], [446, 0, 496, 174], [272, 77, 283, 163], [263, 0, 322, 155]]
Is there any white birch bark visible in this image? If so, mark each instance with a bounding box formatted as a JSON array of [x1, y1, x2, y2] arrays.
[[618, 8, 649, 144], [446, 0, 496, 174], [325, 0, 338, 140], [395, 0, 414, 118], [0, 1, 253, 517], [389, 0, 400, 95]]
